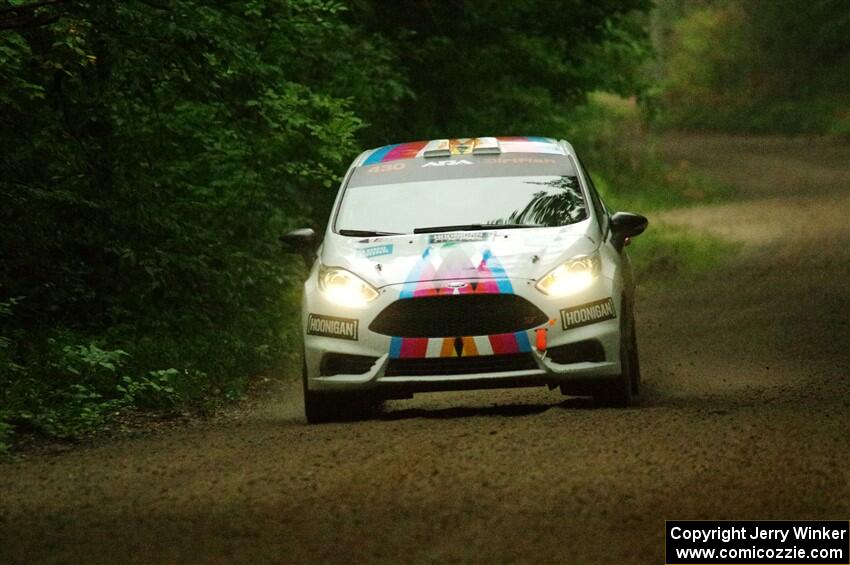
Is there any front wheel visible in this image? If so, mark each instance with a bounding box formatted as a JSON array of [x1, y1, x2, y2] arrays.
[[303, 386, 341, 424], [594, 300, 639, 407], [628, 309, 642, 395], [302, 358, 380, 423]]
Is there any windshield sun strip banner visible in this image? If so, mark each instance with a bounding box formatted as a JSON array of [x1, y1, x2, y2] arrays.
[[362, 144, 397, 165], [498, 136, 551, 142], [349, 153, 574, 187], [361, 137, 559, 166], [363, 140, 428, 165], [383, 140, 428, 162]]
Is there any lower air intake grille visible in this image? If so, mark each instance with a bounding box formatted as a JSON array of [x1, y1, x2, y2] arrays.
[[320, 353, 379, 376], [546, 340, 605, 364], [385, 353, 537, 376], [369, 294, 548, 338]]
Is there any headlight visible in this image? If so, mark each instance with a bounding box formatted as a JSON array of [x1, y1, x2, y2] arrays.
[[535, 253, 600, 297], [318, 265, 379, 307]]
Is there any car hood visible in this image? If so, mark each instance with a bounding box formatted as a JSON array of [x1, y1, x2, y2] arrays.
[[320, 222, 598, 289]]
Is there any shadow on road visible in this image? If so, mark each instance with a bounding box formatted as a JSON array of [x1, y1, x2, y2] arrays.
[[378, 395, 607, 421]]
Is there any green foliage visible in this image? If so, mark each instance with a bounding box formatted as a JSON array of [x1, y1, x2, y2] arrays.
[[1, 0, 403, 445], [628, 224, 739, 284], [1, 333, 186, 441], [0, 0, 656, 449], [350, 0, 653, 141], [566, 93, 731, 212], [0, 417, 11, 454], [651, 0, 850, 134], [562, 93, 739, 286], [118, 369, 183, 409]]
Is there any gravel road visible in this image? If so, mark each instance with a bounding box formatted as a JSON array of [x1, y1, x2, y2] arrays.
[[2, 133, 848, 564]]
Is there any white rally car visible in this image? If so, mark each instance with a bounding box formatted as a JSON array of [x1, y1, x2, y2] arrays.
[[282, 137, 648, 422]]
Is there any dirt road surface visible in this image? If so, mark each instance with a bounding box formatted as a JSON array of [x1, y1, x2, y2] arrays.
[[2, 134, 848, 564]]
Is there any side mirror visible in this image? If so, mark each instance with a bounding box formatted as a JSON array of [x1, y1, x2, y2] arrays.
[[280, 228, 317, 265], [610, 212, 648, 249]]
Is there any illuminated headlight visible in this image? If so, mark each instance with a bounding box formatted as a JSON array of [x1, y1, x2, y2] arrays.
[[535, 253, 601, 297], [318, 265, 379, 307]]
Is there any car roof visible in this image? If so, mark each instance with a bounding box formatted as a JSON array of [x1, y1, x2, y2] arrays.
[[353, 136, 576, 167]]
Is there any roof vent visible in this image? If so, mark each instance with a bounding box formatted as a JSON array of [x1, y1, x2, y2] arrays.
[[472, 137, 501, 155], [423, 139, 451, 158], [422, 137, 502, 158]]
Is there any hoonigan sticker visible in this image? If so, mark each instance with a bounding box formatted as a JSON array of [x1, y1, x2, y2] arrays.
[[560, 298, 617, 330], [307, 314, 359, 341]]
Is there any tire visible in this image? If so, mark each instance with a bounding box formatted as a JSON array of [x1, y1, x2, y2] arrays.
[[628, 310, 642, 395], [594, 298, 637, 407], [302, 357, 379, 424], [303, 388, 343, 424]]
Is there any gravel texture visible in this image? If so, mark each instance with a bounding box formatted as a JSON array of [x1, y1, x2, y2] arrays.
[[1, 133, 848, 564]]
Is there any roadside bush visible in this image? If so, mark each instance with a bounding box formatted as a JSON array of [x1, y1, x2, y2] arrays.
[[562, 94, 739, 287], [0, 417, 11, 454], [650, 0, 850, 135], [628, 225, 738, 284], [0, 1, 402, 449], [1, 334, 186, 441], [566, 93, 731, 212]]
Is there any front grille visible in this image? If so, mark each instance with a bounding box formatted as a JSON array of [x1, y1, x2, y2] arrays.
[[547, 340, 605, 364], [369, 294, 548, 338], [385, 353, 537, 376], [320, 353, 379, 376]]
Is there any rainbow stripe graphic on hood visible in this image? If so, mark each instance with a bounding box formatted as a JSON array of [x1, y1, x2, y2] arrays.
[[398, 244, 513, 298], [388, 241, 534, 359]]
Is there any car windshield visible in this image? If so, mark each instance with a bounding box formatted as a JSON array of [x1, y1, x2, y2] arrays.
[[335, 153, 588, 234]]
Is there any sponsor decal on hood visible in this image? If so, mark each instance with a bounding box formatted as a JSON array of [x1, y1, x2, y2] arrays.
[[358, 244, 393, 258], [322, 224, 596, 287]]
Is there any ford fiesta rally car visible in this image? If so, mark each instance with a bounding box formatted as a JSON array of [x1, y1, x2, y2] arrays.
[[282, 137, 648, 423]]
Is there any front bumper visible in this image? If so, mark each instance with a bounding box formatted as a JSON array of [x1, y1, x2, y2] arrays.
[[303, 275, 624, 395]]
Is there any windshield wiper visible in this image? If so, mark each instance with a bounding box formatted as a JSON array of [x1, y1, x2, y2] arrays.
[[413, 223, 544, 234], [338, 229, 402, 237]]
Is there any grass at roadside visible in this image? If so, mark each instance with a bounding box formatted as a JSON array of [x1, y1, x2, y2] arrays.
[[574, 93, 734, 209], [570, 93, 739, 284], [628, 225, 739, 285]]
